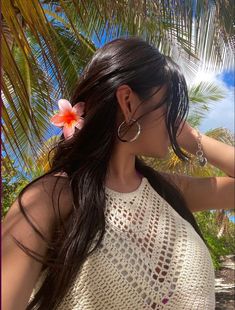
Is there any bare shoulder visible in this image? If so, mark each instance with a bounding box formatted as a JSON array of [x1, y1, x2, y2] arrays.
[[3, 172, 74, 235], [1, 171, 73, 309], [38, 171, 74, 220]]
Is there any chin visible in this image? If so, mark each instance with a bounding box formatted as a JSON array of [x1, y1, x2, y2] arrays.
[[144, 150, 168, 159], [139, 144, 170, 158]]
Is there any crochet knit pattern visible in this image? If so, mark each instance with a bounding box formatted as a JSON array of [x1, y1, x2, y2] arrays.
[[29, 177, 215, 309]]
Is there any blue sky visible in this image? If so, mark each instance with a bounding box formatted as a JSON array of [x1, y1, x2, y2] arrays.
[[222, 70, 235, 87], [172, 54, 234, 220], [4, 29, 234, 221], [197, 69, 234, 134], [195, 69, 234, 222]]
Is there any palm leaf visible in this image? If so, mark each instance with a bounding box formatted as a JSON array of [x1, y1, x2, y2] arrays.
[[187, 81, 226, 126], [2, 0, 234, 173]]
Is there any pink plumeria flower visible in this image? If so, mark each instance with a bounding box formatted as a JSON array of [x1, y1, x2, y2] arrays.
[[50, 99, 85, 140]]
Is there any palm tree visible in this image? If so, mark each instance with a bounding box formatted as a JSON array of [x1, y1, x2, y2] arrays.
[[3, 1, 234, 234], [214, 207, 235, 239], [2, 0, 234, 173], [4, 79, 231, 183]]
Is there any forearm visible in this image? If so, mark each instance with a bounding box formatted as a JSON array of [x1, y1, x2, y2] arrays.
[[180, 128, 235, 178]]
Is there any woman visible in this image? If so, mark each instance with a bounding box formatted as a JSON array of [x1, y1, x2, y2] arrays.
[[2, 37, 234, 310]]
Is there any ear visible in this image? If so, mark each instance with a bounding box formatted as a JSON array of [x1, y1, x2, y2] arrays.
[[116, 85, 137, 124]]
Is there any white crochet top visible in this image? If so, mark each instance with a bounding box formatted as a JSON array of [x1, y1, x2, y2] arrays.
[[29, 176, 215, 309]]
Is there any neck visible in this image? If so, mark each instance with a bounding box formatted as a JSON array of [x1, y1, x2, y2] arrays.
[[105, 143, 142, 190]]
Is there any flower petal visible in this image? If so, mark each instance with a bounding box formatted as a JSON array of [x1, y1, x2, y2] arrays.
[[73, 102, 85, 116], [58, 99, 72, 112], [74, 117, 85, 129], [63, 123, 75, 139], [50, 114, 65, 127]]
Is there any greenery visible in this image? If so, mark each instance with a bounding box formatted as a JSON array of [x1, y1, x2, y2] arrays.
[[194, 211, 235, 270], [2, 157, 28, 218], [2, 0, 234, 170], [2, 0, 234, 271]]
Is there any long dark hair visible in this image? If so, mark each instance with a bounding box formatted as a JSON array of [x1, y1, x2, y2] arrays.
[[12, 37, 206, 309]]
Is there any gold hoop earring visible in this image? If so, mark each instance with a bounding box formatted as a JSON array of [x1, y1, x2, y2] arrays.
[[117, 118, 141, 142]]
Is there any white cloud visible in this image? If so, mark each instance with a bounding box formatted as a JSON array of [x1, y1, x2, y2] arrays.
[[198, 86, 234, 133], [189, 70, 235, 134]]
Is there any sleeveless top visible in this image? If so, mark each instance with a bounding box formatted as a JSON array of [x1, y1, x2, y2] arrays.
[[29, 176, 215, 309]]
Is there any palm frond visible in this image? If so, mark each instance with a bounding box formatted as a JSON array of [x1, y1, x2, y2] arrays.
[[2, 0, 234, 174], [187, 81, 226, 126]]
